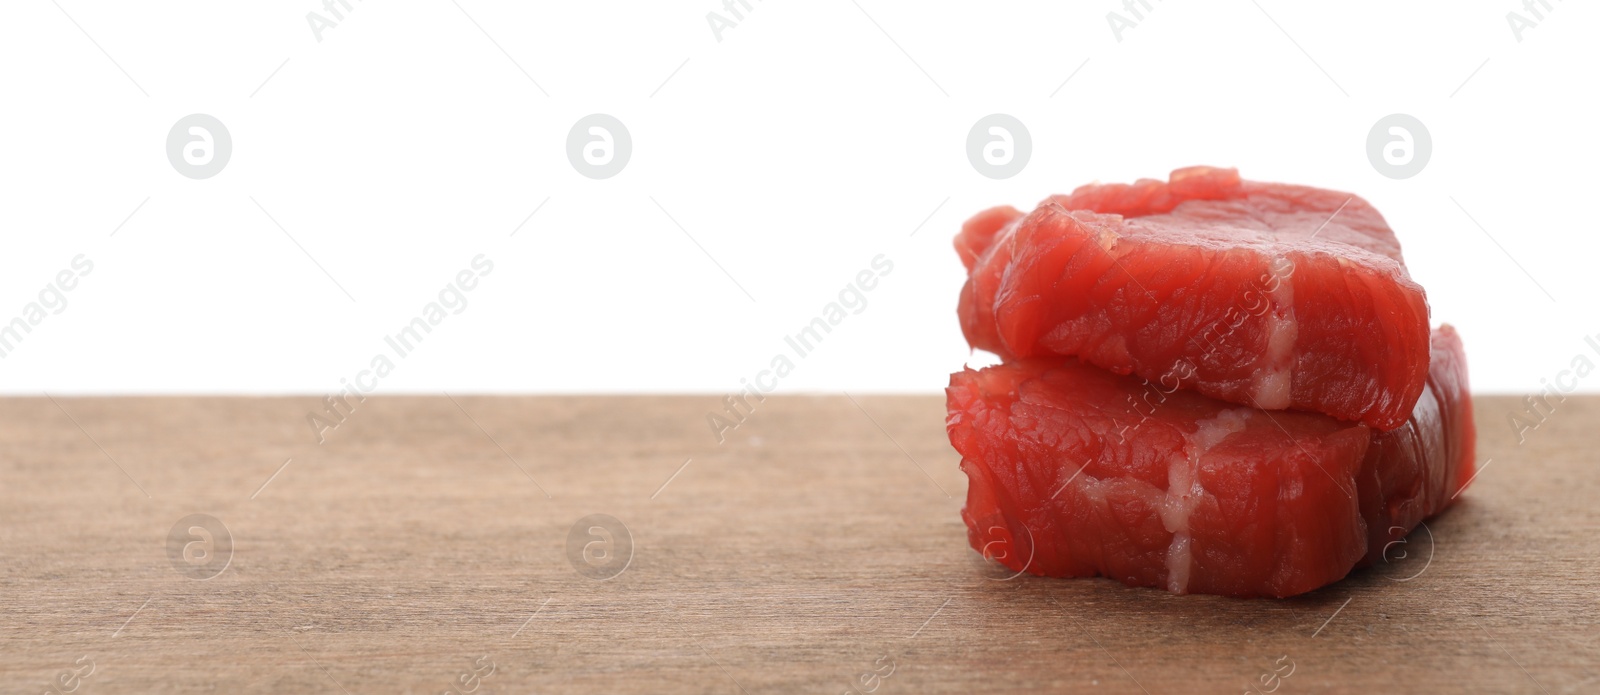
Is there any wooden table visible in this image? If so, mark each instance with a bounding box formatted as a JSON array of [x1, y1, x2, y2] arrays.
[[2, 395, 1596, 693]]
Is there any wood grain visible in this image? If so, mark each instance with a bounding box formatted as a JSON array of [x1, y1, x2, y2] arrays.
[[1, 394, 1596, 694]]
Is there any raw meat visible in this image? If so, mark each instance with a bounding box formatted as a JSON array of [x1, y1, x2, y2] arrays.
[[1355, 326, 1475, 568], [947, 326, 1474, 598], [956, 167, 1430, 430]]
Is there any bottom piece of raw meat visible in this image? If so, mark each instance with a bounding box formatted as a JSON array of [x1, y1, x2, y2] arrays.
[[947, 326, 1474, 598]]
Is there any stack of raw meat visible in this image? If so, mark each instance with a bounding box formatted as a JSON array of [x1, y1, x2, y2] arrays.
[[947, 167, 1476, 598]]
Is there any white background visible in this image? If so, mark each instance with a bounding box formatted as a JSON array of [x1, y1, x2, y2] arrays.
[[0, 1, 1594, 395]]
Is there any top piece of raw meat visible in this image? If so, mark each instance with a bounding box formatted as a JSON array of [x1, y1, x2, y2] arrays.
[[956, 166, 1430, 430]]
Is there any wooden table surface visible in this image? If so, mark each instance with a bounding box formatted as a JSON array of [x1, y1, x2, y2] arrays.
[[1, 394, 1596, 694]]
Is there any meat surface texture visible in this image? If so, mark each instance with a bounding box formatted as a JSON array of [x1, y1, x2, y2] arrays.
[[956, 166, 1431, 430], [946, 326, 1474, 598]]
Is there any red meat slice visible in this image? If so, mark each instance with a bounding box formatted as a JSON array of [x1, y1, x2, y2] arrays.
[[956, 167, 1431, 430], [1355, 325, 1475, 569], [947, 326, 1474, 598]]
